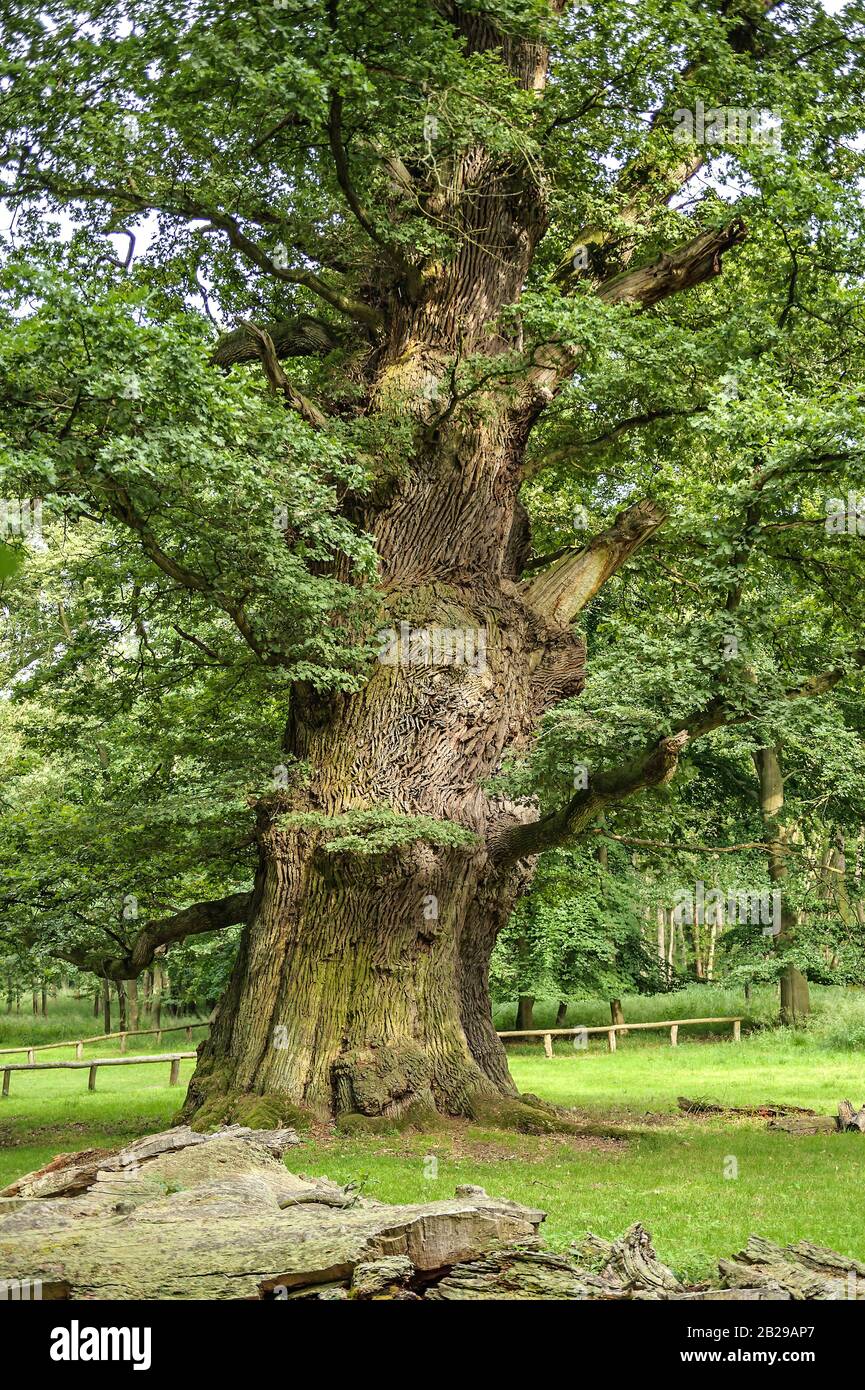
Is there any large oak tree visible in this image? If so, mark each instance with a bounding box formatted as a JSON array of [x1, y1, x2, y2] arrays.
[[1, 0, 864, 1121]]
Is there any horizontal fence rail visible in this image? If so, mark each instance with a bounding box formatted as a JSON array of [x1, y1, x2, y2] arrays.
[[1, 1052, 197, 1096], [497, 1016, 743, 1056], [0, 1020, 210, 1062]]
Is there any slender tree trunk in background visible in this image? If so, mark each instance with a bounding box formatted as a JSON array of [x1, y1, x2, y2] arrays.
[[116, 980, 127, 1033], [127, 976, 139, 1033], [691, 924, 704, 978], [32, 990, 38, 1015], [93, 989, 100, 1018], [706, 904, 719, 982], [515, 996, 535, 1031], [854, 828, 865, 940], [657, 906, 666, 978], [142, 970, 152, 1015], [102, 977, 111, 1035], [755, 746, 810, 1025], [152, 965, 163, 1031], [555, 1000, 568, 1028], [40, 985, 47, 1016]]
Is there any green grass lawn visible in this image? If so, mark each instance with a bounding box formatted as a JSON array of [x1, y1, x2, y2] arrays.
[[2, 991, 865, 1282]]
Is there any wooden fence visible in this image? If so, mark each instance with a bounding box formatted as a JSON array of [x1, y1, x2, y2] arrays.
[[0, 1016, 743, 1091], [1, 1051, 197, 1096], [497, 1016, 743, 1057], [0, 1020, 210, 1063]]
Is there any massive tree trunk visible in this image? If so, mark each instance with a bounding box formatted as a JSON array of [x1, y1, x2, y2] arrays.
[[181, 11, 573, 1128], [182, 282, 677, 1124], [185, 541, 567, 1121], [177, 6, 754, 1127]]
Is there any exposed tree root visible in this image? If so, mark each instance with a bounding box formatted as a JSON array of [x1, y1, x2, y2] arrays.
[[182, 1090, 313, 1134]]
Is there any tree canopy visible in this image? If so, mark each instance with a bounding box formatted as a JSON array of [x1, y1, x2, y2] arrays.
[[1, 0, 864, 1034]]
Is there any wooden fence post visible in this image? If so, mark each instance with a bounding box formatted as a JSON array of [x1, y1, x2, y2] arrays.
[[2, 1068, 9, 1097], [733, 1019, 741, 1043], [186, 1026, 193, 1043], [543, 1033, 553, 1059], [169, 1058, 181, 1086], [76, 1042, 83, 1060], [26, 1048, 34, 1064], [88, 1064, 98, 1091], [119, 1032, 127, 1054], [607, 1029, 617, 1052], [670, 1024, 678, 1047]]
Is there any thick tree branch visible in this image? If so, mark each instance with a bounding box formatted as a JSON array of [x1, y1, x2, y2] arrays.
[[12, 172, 382, 328], [239, 322, 331, 430], [211, 315, 346, 369], [598, 218, 748, 310], [527, 219, 748, 402], [492, 731, 690, 863], [47, 892, 253, 982], [493, 647, 865, 865], [552, 0, 782, 290], [523, 499, 666, 624]]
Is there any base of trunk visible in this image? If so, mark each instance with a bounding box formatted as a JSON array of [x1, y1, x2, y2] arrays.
[[179, 1089, 598, 1139], [780, 966, 810, 1026]]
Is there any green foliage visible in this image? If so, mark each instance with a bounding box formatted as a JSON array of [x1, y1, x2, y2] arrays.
[[1, 0, 864, 1000], [492, 839, 664, 1002]]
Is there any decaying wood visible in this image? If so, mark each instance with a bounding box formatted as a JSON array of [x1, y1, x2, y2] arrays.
[[678, 1096, 816, 1118], [718, 1236, 865, 1300], [0, 1127, 544, 1300], [1, 1128, 862, 1300], [0, 1124, 300, 1200], [837, 1099, 865, 1132], [600, 1222, 683, 1293], [430, 1224, 865, 1302], [680, 1095, 865, 1134], [768, 1114, 839, 1135]]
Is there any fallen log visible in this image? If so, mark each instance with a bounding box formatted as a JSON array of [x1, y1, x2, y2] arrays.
[[678, 1096, 816, 1118], [0, 1127, 544, 1299], [719, 1235, 865, 1300], [0, 1123, 300, 1200], [680, 1095, 865, 1135], [767, 1113, 838, 1135], [428, 1224, 864, 1301], [1, 1127, 863, 1300]]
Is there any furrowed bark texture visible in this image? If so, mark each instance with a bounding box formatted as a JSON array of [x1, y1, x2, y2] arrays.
[[183, 5, 742, 1124]]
